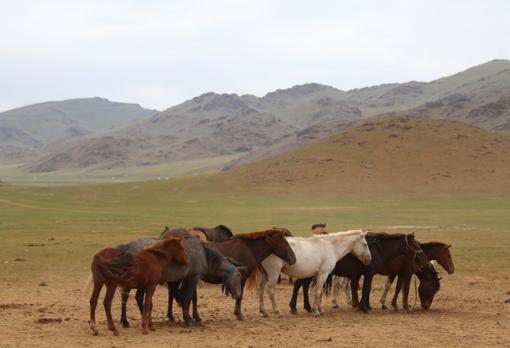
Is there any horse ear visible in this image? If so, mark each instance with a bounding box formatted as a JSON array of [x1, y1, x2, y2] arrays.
[[446, 244, 452, 249], [438, 277, 443, 281]]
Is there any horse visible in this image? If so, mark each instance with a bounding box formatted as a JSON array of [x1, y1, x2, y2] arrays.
[[289, 232, 429, 314], [311, 223, 328, 235], [118, 234, 248, 327], [259, 230, 372, 317], [189, 225, 234, 242], [378, 241, 454, 311], [89, 237, 189, 336], [203, 227, 297, 321], [417, 263, 441, 310]]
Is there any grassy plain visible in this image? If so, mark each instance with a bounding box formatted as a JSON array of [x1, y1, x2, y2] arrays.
[[0, 178, 509, 347]]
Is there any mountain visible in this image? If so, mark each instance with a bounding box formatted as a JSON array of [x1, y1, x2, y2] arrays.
[[217, 117, 510, 193], [0, 97, 156, 161], [8, 59, 510, 175], [26, 93, 296, 172]]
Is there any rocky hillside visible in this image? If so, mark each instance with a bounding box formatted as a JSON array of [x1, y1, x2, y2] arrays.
[[0, 97, 156, 162]]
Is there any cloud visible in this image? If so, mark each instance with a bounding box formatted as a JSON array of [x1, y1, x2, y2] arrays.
[[0, 0, 509, 111]]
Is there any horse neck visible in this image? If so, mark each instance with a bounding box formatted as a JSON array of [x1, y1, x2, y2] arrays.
[[376, 237, 408, 263], [241, 237, 274, 262], [326, 233, 360, 260]]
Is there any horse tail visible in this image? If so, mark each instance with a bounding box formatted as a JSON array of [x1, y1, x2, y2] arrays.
[[83, 274, 94, 299], [323, 274, 334, 297], [245, 266, 260, 291]]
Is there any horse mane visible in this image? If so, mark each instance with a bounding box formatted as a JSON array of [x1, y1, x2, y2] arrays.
[[214, 225, 234, 237], [233, 228, 291, 240], [201, 242, 224, 270], [311, 223, 326, 230], [366, 232, 406, 239]]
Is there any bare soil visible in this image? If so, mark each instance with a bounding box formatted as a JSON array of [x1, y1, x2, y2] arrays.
[[1, 274, 508, 347]]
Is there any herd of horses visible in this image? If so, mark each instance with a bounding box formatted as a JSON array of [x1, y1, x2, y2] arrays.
[[87, 224, 455, 336]]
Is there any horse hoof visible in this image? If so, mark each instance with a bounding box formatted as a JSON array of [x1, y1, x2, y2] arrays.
[[91, 329, 99, 336], [113, 329, 119, 336], [166, 317, 175, 323], [142, 330, 149, 335], [332, 304, 339, 309], [304, 307, 312, 313], [289, 309, 297, 315], [276, 312, 283, 318], [121, 321, 129, 328], [194, 317, 202, 323], [260, 311, 269, 318], [235, 313, 245, 321], [381, 305, 388, 310]]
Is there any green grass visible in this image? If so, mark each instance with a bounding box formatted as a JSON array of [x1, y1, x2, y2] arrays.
[[0, 178, 509, 287]]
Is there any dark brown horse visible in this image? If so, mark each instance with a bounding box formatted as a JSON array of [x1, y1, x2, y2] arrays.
[[379, 241, 454, 311], [205, 227, 297, 320], [88, 237, 189, 336]]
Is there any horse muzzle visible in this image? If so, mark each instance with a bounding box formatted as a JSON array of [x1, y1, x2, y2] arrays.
[[362, 254, 372, 266]]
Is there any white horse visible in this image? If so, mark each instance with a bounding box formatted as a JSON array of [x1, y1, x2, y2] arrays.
[[258, 230, 372, 317]]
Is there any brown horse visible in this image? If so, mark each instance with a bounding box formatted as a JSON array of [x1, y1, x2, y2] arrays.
[[205, 227, 297, 320], [89, 237, 189, 336], [379, 241, 454, 311], [311, 223, 328, 235]]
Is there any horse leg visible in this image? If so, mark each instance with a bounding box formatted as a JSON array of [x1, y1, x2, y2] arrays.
[[180, 277, 196, 326], [266, 271, 282, 317], [402, 274, 412, 313], [89, 280, 102, 336], [135, 288, 145, 315], [234, 279, 245, 321], [289, 278, 302, 314], [288, 277, 293, 285], [312, 273, 328, 316], [120, 287, 131, 328], [192, 286, 201, 323], [257, 269, 269, 317], [391, 276, 403, 311], [302, 278, 312, 313], [380, 275, 395, 309], [359, 272, 374, 313], [166, 282, 179, 322], [103, 283, 119, 336], [142, 285, 156, 334], [331, 276, 340, 309], [350, 275, 361, 309], [342, 278, 352, 306]]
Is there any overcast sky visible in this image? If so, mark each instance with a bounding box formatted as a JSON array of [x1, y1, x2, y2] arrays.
[[1, 0, 509, 112]]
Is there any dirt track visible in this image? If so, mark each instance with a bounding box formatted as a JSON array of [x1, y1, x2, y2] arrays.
[[1, 274, 509, 347]]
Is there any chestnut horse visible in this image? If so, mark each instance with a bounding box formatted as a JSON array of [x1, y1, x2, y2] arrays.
[[205, 227, 297, 320], [378, 241, 454, 311], [88, 237, 189, 336]]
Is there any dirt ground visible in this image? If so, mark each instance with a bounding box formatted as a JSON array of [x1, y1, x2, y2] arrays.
[[1, 273, 508, 348]]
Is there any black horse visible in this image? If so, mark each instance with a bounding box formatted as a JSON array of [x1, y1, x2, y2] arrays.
[[289, 232, 429, 313], [119, 234, 248, 326], [190, 225, 234, 242]]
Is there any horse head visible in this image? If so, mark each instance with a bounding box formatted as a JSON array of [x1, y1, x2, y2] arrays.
[[265, 228, 296, 265], [350, 230, 372, 265], [437, 244, 455, 274], [417, 264, 441, 310]]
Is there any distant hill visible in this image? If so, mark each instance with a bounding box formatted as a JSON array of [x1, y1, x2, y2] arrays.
[[217, 117, 510, 193], [7, 59, 510, 175], [0, 97, 156, 162], [26, 93, 296, 172]]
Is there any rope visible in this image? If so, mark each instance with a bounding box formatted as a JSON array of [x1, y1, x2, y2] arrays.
[[411, 274, 418, 315]]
